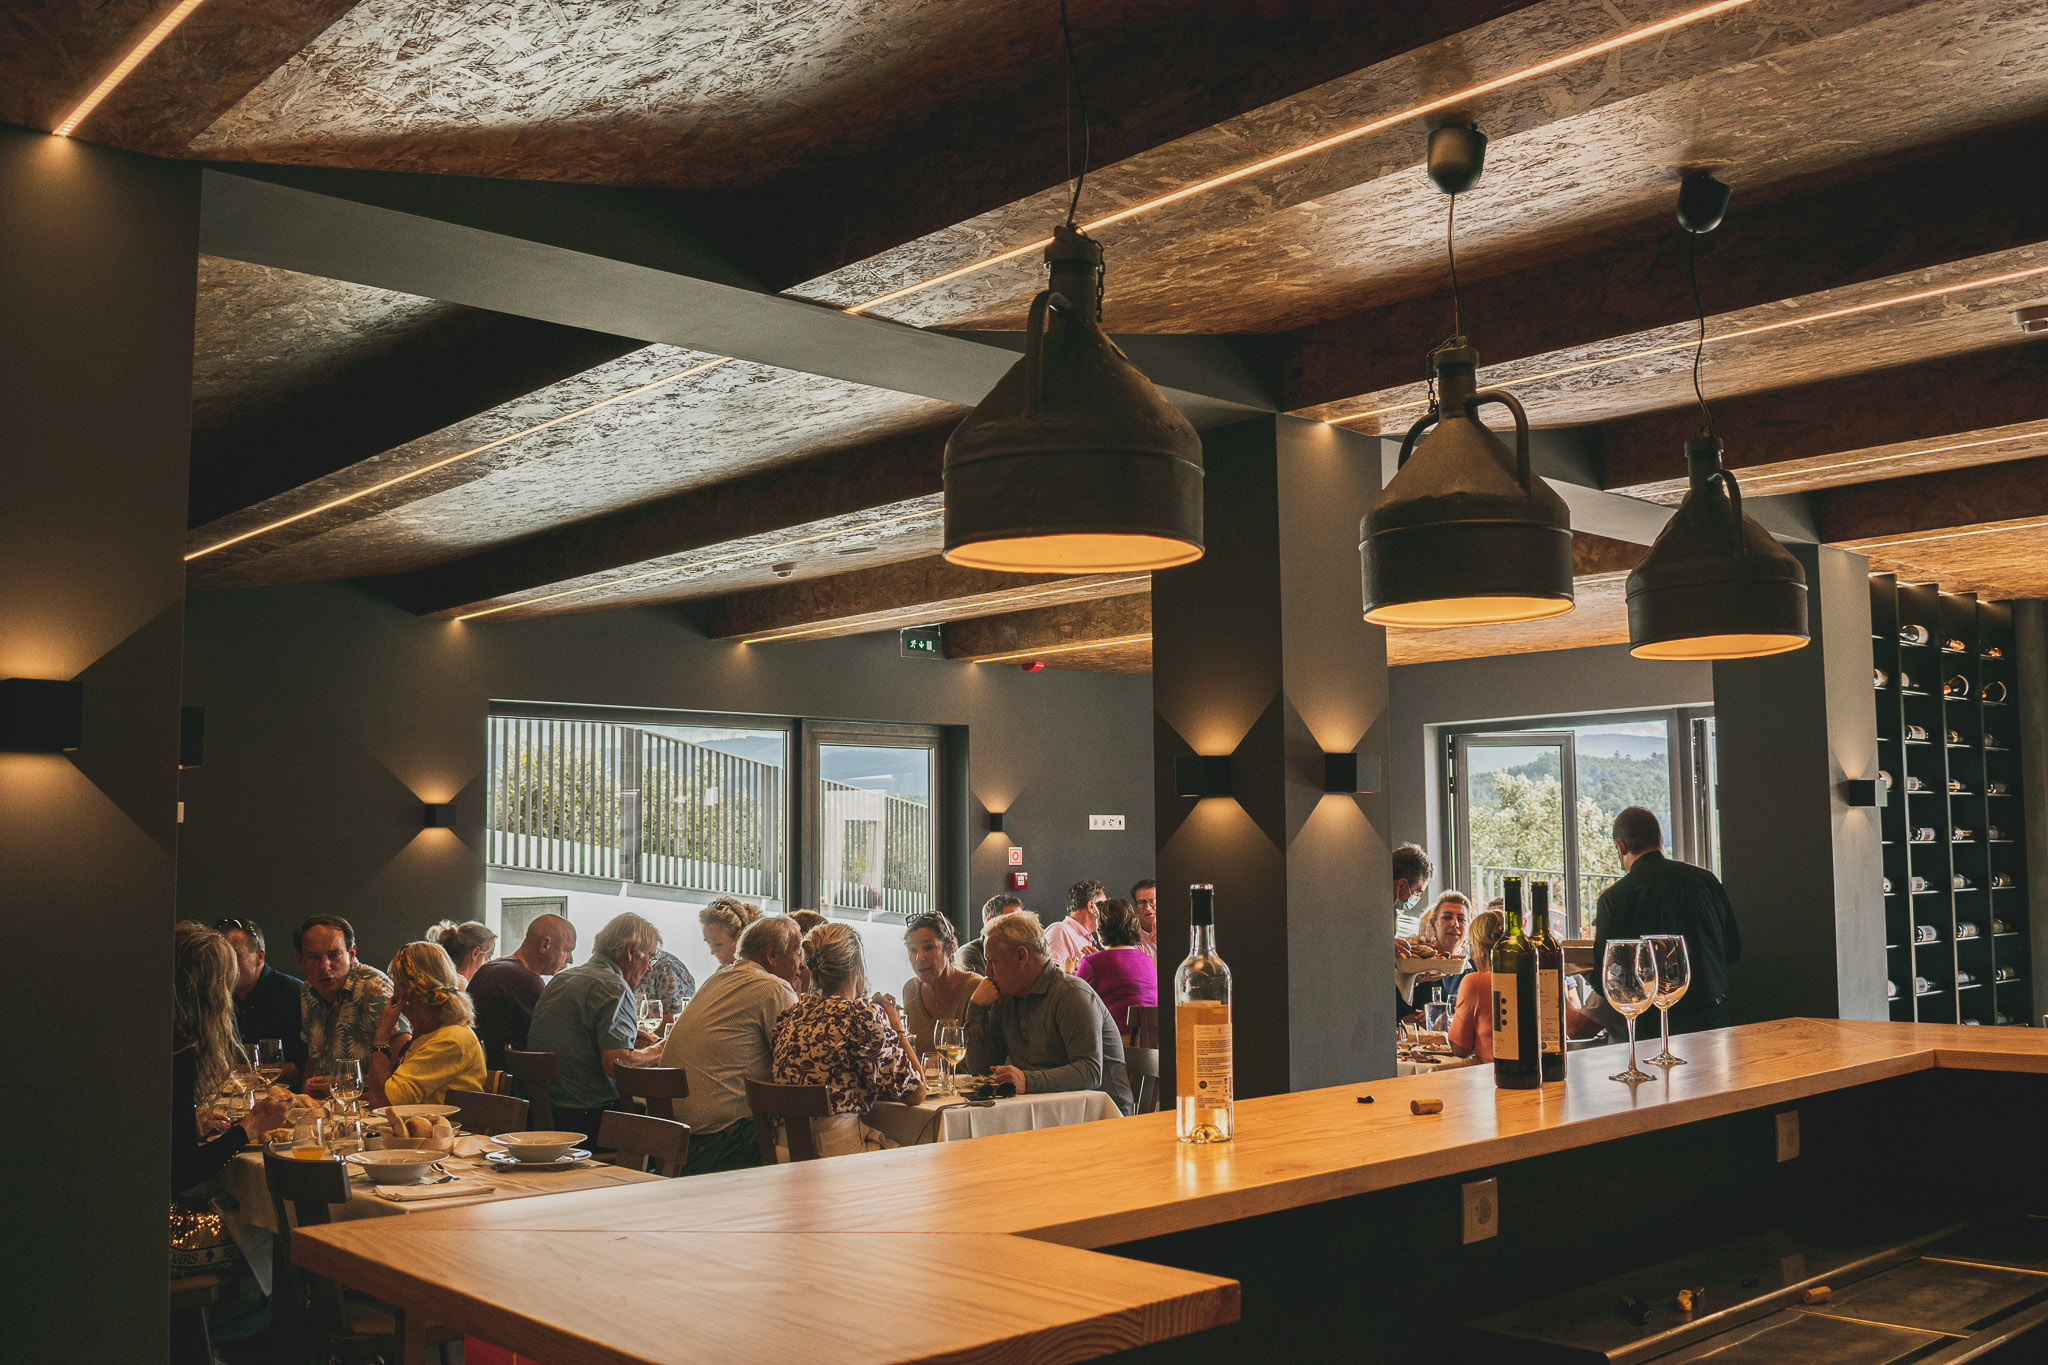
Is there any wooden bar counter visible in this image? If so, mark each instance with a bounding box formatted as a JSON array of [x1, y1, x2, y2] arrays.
[[294, 1020, 2048, 1364]]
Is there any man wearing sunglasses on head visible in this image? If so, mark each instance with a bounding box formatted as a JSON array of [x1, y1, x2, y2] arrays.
[[215, 917, 308, 1085]]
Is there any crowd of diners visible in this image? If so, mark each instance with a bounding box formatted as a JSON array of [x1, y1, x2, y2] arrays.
[[171, 879, 1164, 1187], [1390, 806, 1743, 1061]]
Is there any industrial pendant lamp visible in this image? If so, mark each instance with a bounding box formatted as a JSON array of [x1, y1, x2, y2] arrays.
[[1625, 173, 1809, 660], [940, 4, 1203, 574], [1360, 125, 1574, 628]]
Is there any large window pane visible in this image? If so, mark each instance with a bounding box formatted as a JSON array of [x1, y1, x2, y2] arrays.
[[636, 724, 786, 904], [1570, 720, 1672, 915], [817, 742, 933, 918], [1460, 738, 1571, 919]]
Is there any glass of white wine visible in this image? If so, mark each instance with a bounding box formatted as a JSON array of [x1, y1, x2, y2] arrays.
[[1602, 939, 1658, 1083], [638, 994, 666, 1042], [329, 1058, 364, 1111], [253, 1038, 285, 1090], [933, 1020, 966, 1097], [1643, 935, 1691, 1067]]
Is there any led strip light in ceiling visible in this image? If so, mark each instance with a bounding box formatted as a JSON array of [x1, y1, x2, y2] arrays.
[[52, 0, 209, 137], [1331, 262, 2048, 428], [1850, 518, 2048, 551], [1740, 427, 2048, 489], [453, 506, 944, 622], [970, 634, 1155, 664], [739, 574, 1149, 644]]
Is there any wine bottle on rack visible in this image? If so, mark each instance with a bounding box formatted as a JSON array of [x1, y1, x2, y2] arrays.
[[1174, 884, 1233, 1144], [1530, 881, 1565, 1082], [1492, 878, 1541, 1090]]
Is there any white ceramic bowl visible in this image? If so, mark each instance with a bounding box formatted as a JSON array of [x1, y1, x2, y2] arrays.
[[348, 1149, 443, 1184], [490, 1131, 586, 1163]]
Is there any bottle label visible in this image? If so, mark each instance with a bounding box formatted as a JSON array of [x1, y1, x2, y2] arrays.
[[1538, 969, 1562, 1052], [1494, 977, 1521, 1061], [1192, 1023, 1233, 1103]]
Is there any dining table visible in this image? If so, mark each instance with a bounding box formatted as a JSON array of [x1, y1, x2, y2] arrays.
[[865, 1087, 1122, 1145]]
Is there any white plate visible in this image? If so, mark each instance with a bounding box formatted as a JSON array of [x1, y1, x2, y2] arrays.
[[382, 1104, 460, 1119], [483, 1149, 593, 1169]]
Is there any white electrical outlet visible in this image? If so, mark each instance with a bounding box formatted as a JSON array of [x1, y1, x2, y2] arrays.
[[1462, 1178, 1499, 1244], [1088, 814, 1126, 831], [1775, 1109, 1800, 1162]]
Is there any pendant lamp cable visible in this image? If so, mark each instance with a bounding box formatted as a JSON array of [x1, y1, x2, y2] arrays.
[[1686, 227, 1713, 438], [1447, 193, 1466, 341], [1058, 0, 1091, 228]]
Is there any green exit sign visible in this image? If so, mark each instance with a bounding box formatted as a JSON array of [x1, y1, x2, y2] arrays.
[[900, 625, 943, 658]]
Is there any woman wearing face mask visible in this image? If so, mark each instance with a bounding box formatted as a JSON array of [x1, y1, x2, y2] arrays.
[[1391, 842, 1434, 1025]]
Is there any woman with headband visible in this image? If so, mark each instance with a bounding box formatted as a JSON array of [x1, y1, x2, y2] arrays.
[[366, 940, 488, 1107]]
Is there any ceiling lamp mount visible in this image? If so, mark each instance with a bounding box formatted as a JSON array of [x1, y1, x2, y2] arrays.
[[1627, 172, 1810, 660], [1360, 124, 1575, 630]]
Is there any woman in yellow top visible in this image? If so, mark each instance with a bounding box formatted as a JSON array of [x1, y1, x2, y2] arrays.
[[366, 941, 487, 1107]]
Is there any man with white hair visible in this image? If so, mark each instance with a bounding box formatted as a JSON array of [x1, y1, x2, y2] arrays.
[[663, 915, 804, 1175], [965, 911, 1132, 1114], [526, 912, 666, 1138]]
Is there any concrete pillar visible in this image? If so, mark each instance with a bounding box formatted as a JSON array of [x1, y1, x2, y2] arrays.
[[0, 129, 197, 1357], [1712, 544, 1886, 1022], [1152, 415, 1394, 1095]]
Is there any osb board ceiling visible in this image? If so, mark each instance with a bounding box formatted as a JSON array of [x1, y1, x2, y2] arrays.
[[191, 256, 458, 436], [1386, 573, 1634, 666], [1306, 243, 2048, 434], [1854, 523, 2048, 601], [187, 349, 960, 586], [794, 0, 2048, 334], [455, 497, 947, 623], [1628, 417, 2048, 504]]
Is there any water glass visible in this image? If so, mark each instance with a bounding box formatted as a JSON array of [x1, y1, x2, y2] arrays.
[[1644, 935, 1691, 1066], [1602, 939, 1658, 1083]]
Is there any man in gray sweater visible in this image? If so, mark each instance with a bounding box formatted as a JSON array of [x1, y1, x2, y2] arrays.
[[964, 911, 1132, 1115]]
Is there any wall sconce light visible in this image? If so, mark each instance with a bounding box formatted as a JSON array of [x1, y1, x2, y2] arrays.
[[1, 678, 84, 753], [988, 810, 1007, 833], [1322, 752, 1383, 794], [1840, 779, 1887, 809], [422, 803, 454, 829], [1175, 755, 1232, 799], [180, 706, 205, 770]]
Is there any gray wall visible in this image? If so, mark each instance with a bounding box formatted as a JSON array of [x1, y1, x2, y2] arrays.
[[1386, 643, 1715, 880], [178, 581, 1156, 967]]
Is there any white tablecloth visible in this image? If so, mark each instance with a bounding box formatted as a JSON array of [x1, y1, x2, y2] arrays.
[[866, 1089, 1121, 1146], [1396, 1054, 1483, 1077]]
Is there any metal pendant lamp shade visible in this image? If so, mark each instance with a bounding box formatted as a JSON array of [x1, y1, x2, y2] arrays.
[[1626, 435, 1809, 659], [942, 225, 1204, 574], [1360, 342, 1575, 628]]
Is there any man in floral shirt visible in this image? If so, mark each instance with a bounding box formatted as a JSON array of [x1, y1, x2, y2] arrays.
[[295, 914, 402, 1089]]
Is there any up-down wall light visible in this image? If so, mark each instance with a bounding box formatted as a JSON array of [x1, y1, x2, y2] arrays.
[[1, 678, 84, 753], [1175, 755, 1232, 799]]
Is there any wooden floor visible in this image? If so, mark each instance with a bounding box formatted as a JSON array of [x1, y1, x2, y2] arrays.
[[293, 1019, 2048, 1365]]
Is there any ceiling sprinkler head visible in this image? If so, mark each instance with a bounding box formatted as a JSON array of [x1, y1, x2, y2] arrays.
[[2014, 305, 2048, 334], [770, 561, 797, 579]]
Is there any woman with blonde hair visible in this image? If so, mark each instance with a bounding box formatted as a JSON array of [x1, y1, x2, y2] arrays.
[[366, 940, 487, 1107], [174, 923, 290, 1192], [1447, 910, 1506, 1063], [426, 919, 497, 983], [699, 898, 757, 968], [771, 922, 924, 1156]]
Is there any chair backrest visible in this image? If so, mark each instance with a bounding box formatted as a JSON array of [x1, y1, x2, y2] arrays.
[[483, 1068, 507, 1096], [1122, 1004, 1159, 1049], [613, 1064, 690, 1122], [448, 1087, 530, 1136], [263, 1152, 354, 1353], [743, 1078, 832, 1163], [1126, 1046, 1162, 1115], [597, 1109, 691, 1176], [500, 1049, 559, 1130]]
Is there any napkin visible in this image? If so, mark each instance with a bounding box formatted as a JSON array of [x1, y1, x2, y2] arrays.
[[450, 1135, 492, 1158], [375, 1179, 494, 1202]]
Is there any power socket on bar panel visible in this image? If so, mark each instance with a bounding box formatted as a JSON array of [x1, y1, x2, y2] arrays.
[[1462, 1178, 1498, 1244], [1088, 814, 1126, 831]]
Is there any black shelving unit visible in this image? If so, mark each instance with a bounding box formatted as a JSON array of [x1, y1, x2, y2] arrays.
[[1872, 574, 2031, 1026]]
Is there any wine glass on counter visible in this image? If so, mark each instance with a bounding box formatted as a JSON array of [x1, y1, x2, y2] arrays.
[[1602, 940, 1658, 1083], [1643, 936, 1690, 1067], [934, 1020, 966, 1097]]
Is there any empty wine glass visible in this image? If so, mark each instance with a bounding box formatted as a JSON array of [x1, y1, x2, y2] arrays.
[[1603, 939, 1657, 1083], [1644, 935, 1691, 1067], [934, 1020, 966, 1097]]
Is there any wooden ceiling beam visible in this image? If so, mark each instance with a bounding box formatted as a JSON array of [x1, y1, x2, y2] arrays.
[[1600, 344, 2048, 498], [1820, 453, 2048, 546], [1278, 117, 2048, 415], [944, 595, 1154, 665], [699, 557, 1149, 645], [382, 426, 951, 619]]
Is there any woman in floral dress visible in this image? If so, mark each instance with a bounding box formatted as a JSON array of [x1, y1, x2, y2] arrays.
[[771, 923, 925, 1156]]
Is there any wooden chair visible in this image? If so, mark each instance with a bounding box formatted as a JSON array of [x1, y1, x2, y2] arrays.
[[168, 1272, 225, 1365], [1122, 1005, 1159, 1049], [500, 1048, 559, 1129], [614, 1063, 690, 1121], [597, 1109, 691, 1176], [482, 1067, 507, 1096], [447, 1087, 529, 1136], [743, 1078, 832, 1163], [1127, 1046, 1162, 1115], [263, 1153, 457, 1363]]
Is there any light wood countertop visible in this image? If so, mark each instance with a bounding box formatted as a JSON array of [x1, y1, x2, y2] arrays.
[[295, 1019, 2048, 1365]]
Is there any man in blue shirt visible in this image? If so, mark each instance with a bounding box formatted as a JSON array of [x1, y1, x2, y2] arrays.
[[217, 917, 307, 1083], [526, 912, 667, 1138]]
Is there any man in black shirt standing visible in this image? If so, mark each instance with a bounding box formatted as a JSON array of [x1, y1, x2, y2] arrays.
[[1590, 807, 1742, 1035]]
